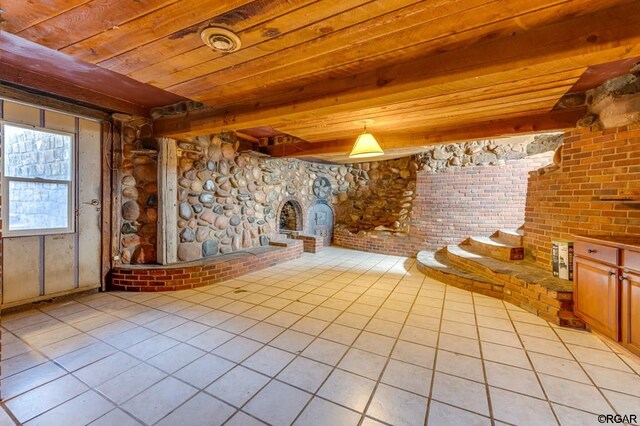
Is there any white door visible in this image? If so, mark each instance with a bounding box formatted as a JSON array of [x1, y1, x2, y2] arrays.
[[1, 100, 102, 307]]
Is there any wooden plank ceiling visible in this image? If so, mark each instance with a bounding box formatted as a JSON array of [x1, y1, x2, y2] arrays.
[[2, 0, 640, 161]]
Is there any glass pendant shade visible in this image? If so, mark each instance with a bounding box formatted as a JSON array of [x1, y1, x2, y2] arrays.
[[349, 132, 384, 158]]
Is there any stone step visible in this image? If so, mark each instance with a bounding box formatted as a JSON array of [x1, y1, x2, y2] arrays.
[[416, 250, 505, 299], [437, 244, 581, 327], [464, 236, 525, 261], [491, 229, 524, 247]]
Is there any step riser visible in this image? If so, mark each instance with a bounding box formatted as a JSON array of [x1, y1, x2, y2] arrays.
[[492, 231, 523, 247], [466, 239, 524, 261], [417, 262, 505, 300]]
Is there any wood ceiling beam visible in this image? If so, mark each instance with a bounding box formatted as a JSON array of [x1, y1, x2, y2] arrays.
[[153, 2, 640, 140], [264, 109, 585, 160], [0, 32, 184, 116]]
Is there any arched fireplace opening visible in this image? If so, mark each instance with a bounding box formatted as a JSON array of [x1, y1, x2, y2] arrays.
[[278, 200, 303, 232]]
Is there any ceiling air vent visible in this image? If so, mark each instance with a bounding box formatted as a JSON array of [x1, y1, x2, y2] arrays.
[[201, 27, 241, 52]]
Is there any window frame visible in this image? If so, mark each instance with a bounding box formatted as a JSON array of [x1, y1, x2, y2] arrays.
[[1, 121, 76, 237]]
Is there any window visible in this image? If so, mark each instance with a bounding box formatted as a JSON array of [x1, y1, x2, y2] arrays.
[[2, 122, 74, 236]]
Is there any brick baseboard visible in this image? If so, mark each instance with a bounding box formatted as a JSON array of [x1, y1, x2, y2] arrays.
[[110, 240, 304, 292]]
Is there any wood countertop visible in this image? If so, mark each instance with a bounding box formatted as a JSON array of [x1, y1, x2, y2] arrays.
[[575, 235, 640, 250]]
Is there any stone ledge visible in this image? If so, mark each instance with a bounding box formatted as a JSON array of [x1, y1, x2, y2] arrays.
[[110, 241, 304, 292]]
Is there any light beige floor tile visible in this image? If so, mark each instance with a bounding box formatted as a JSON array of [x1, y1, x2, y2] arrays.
[[568, 345, 632, 372], [95, 363, 166, 404], [277, 357, 333, 393], [440, 320, 478, 339], [318, 369, 376, 412], [428, 401, 491, 426], [186, 327, 234, 351], [601, 389, 640, 417], [264, 311, 302, 328], [478, 327, 522, 348], [225, 411, 267, 426], [216, 315, 258, 334], [381, 359, 432, 397], [244, 381, 312, 425], [74, 352, 140, 387], [364, 318, 403, 337], [212, 336, 263, 363], [124, 334, 179, 360], [432, 372, 489, 416], [438, 333, 481, 358], [269, 329, 315, 354], [6, 374, 88, 423], [241, 322, 284, 343], [539, 374, 613, 414], [485, 361, 544, 398], [366, 383, 428, 426], [206, 366, 269, 407], [555, 328, 611, 350], [489, 387, 557, 426], [27, 390, 114, 426], [582, 363, 640, 395], [147, 343, 205, 373], [320, 323, 360, 345], [436, 350, 485, 382], [392, 340, 436, 369], [156, 392, 235, 426], [302, 338, 349, 365], [121, 376, 197, 425], [514, 321, 559, 340], [294, 397, 360, 426], [104, 326, 157, 350], [521, 335, 573, 359], [1, 350, 48, 378], [89, 408, 141, 426], [291, 317, 331, 336], [353, 332, 396, 357], [242, 346, 295, 377], [528, 352, 591, 384], [338, 348, 387, 380], [173, 353, 235, 389], [334, 312, 370, 329], [551, 403, 599, 426]]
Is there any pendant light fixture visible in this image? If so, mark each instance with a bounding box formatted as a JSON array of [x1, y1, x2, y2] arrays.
[[349, 120, 384, 158]]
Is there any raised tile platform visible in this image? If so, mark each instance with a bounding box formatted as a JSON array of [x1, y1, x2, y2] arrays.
[[110, 240, 304, 292]]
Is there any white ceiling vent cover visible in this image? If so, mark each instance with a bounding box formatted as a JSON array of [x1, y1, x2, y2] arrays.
[[201, 27, 241, 52]]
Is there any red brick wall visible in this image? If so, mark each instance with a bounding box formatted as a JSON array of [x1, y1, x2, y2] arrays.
[[110, 241, 303, 291], [334, 156, 552, 256], [524, 125, 640, 267]]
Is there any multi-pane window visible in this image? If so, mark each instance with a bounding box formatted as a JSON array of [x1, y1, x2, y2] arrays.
[[2, 123, 74, 236]]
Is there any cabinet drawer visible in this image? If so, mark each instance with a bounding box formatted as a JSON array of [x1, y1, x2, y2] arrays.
[[623, 249, 640, 273], [575, 240, 618, 265]]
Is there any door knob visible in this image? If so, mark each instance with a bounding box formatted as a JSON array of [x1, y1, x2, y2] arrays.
[[83, 199, 100, 206], [619, 275, 627, 281], [588, 249, 597, 253]]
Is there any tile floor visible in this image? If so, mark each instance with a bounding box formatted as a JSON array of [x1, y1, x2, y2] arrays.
[[1, 247, 639, 426]]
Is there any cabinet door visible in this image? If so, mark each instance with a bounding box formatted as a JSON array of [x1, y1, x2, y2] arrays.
[[621, 271, 640, 356], [574, 257, 619, 340]]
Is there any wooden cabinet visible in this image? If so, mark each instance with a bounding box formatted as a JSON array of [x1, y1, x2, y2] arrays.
[[621, 265, 640, 357], [574, 257, 619, 340], [574, 236, 640, 357]]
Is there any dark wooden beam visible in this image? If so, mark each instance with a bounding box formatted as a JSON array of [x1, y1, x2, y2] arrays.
[[0, 32, 185, 116]]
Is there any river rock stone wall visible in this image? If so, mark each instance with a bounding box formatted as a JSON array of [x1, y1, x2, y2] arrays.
[[414, 133, 562, 172], [334, 158, 418, 234], [119, 120, 158, 264], [175, 134, 352, 262]]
